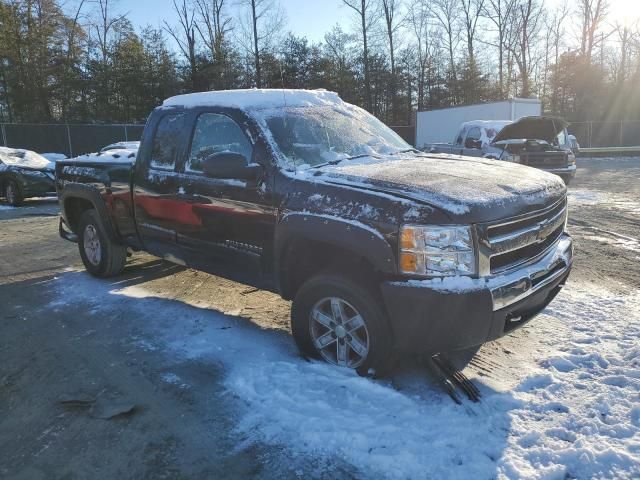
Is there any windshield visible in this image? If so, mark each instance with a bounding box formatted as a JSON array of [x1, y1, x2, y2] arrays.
[[255, 105, 411, 168]]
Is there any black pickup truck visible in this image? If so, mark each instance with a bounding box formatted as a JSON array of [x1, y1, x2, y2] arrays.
[[56, 89, 573, 375]]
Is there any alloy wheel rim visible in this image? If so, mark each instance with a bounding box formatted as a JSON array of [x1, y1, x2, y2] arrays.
[[6, 184, 15, 204], [83, 224, 102, 266], [309, 297, 370, 368]]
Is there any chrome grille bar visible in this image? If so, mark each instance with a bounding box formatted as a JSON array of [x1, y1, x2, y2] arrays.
[[476, 197, 568, 277]]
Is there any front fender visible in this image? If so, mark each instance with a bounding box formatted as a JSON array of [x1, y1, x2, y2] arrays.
[[274, 213, 397, 295]]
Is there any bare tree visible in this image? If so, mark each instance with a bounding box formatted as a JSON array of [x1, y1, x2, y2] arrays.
[[578, 0, 610, 63], [236, 0, 284, 88], [341, 0, 377, 111], [381, 0, 402, 121], [195, 0, 231, 65], [507, 0, 543, 97], [431, 0, 461, 94], [93, 0, 125, 65], [460, 0, 484, 64], [163, 0, 198, 90], [483, 0, 516, 96]]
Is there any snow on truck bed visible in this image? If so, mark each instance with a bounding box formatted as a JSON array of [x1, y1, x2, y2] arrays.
[[62, 148, 137, 164]]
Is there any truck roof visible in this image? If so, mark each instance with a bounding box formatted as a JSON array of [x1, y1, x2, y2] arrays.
[[162, 88, 342, 111]]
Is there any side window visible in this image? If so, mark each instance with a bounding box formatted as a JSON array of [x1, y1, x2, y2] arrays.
[[467, 127, 481, 141], [186, 113, 253, 173], [150, 113, 186, 170]]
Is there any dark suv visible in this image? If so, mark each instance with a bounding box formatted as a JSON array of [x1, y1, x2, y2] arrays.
[[56, 89, 573, 375]]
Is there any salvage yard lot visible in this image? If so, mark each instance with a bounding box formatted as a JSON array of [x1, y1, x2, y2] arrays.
[[1, 158, 639, 479]]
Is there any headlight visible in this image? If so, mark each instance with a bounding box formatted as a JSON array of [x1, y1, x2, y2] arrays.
[[399, 225, 476, 277], [567, 152, 576, 165]]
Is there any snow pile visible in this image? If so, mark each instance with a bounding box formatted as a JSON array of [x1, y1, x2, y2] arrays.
[[0, 147, 54, 169], [48, 273, 640, 479], [64, 148, 137, 164], [164, 89, 342, 111], [569, 188, 640, 217]]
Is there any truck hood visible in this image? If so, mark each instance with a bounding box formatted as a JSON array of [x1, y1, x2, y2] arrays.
[[493, 116, 568, 144], [317, 153, 566, 222]]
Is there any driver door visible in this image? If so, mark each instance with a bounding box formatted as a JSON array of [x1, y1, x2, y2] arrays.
[[462, 126, 482, 156], [172, 111, 277, 273]]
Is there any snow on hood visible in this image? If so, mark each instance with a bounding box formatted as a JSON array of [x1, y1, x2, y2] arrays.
[[316, 153, 566, 218], [100, 141, 140, 152], [493, 116, 568, 144], [0, 147, 54, 170], [163, 88, 342, 111]]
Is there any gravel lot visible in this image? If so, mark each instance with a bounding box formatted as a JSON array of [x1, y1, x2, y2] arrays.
[[1, 157, 638, 479]]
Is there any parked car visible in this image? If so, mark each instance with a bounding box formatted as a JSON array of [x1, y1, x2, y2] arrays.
[[0, 147, 56, 206], [56, 89, 573, 375], [427, 116, 577, 184], [100, 141, 140, 153]]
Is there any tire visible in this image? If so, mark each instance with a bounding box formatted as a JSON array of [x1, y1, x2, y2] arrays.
[[77, 209, 127, 278], [291, 273, 394, 376], [4, 180, 23, 206]]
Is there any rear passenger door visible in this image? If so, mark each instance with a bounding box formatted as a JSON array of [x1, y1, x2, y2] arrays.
[[133, 111, 189, 259], [172, 110, 278, 275]]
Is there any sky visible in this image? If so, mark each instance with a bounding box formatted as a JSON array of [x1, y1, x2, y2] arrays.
[[120, 0, 351, 43]]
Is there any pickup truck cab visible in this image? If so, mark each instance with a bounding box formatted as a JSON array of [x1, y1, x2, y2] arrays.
[[428, 117, 577, 184], [56, 89, 573, 375]]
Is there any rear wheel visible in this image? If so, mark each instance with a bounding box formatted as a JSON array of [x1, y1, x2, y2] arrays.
[[4, 180, 23, 206], [291, 273, 394, 376], [78, 209, 127, 278]]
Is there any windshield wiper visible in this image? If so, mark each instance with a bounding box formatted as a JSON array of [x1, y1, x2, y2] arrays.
[[390, 148, 420, 155], [310, 153, 381, 169]]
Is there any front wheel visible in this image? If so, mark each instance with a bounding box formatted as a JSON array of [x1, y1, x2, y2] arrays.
[[4, 180, 23, 206], [291, 273, 394, 376], [77, 209, 127, 278]]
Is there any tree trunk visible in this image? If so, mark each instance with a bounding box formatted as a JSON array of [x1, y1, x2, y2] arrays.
[[251, 0, 261, 88]]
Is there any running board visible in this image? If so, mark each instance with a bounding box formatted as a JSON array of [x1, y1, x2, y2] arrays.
[[427, 354, 481, 404]]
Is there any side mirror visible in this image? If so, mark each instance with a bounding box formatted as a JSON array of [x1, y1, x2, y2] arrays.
[[202, 152, 261, 180], [465, 138, 481, 149]]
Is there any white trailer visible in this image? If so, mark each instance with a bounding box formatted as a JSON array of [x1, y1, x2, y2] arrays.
[[415, 98, 542, 148]]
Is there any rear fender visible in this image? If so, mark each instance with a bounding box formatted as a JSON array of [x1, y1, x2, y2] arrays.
[[59, 183, 119, 241]]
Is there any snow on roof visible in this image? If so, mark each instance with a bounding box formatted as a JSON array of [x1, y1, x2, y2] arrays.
[[460, 120, 512, 131], [0, 147, 53, 169], [162, 89, 343, 110]]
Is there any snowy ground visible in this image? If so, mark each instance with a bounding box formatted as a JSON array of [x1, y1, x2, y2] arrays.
[[1, 156, 639, 479], [46, 273, 640, 479]]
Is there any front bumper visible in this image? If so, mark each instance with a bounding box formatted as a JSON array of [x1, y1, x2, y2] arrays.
[[380, 234, 573, 354], [542, 164, 576, 179]]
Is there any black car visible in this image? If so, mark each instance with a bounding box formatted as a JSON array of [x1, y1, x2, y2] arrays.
[[56, 89, 573, 375], [0, 148, 56, 206]]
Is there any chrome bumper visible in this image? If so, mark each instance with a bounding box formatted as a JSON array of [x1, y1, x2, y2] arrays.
[[489, 235, 573, 311], [543, 164, 577, 176]]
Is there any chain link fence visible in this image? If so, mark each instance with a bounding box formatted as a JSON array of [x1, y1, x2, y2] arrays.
[[568, 121, 640, 148], [2, 120, 639, 155], [0, 123, 145, 158]]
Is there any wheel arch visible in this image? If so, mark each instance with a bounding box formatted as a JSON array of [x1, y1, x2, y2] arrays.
[[60, 183, 119, 241], [274, 213, 397, 300]]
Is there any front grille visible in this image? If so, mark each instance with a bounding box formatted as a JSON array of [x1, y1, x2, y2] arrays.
[[523, 152, 567, 169], [476, 198, 567, 276]]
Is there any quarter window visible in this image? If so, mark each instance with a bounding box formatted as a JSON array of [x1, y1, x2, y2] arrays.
[[187, 113, 253, 172], [150, 113, 186, 170]]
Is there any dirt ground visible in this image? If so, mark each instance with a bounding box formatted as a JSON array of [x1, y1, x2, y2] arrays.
[[0, 157, 638, 479]]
